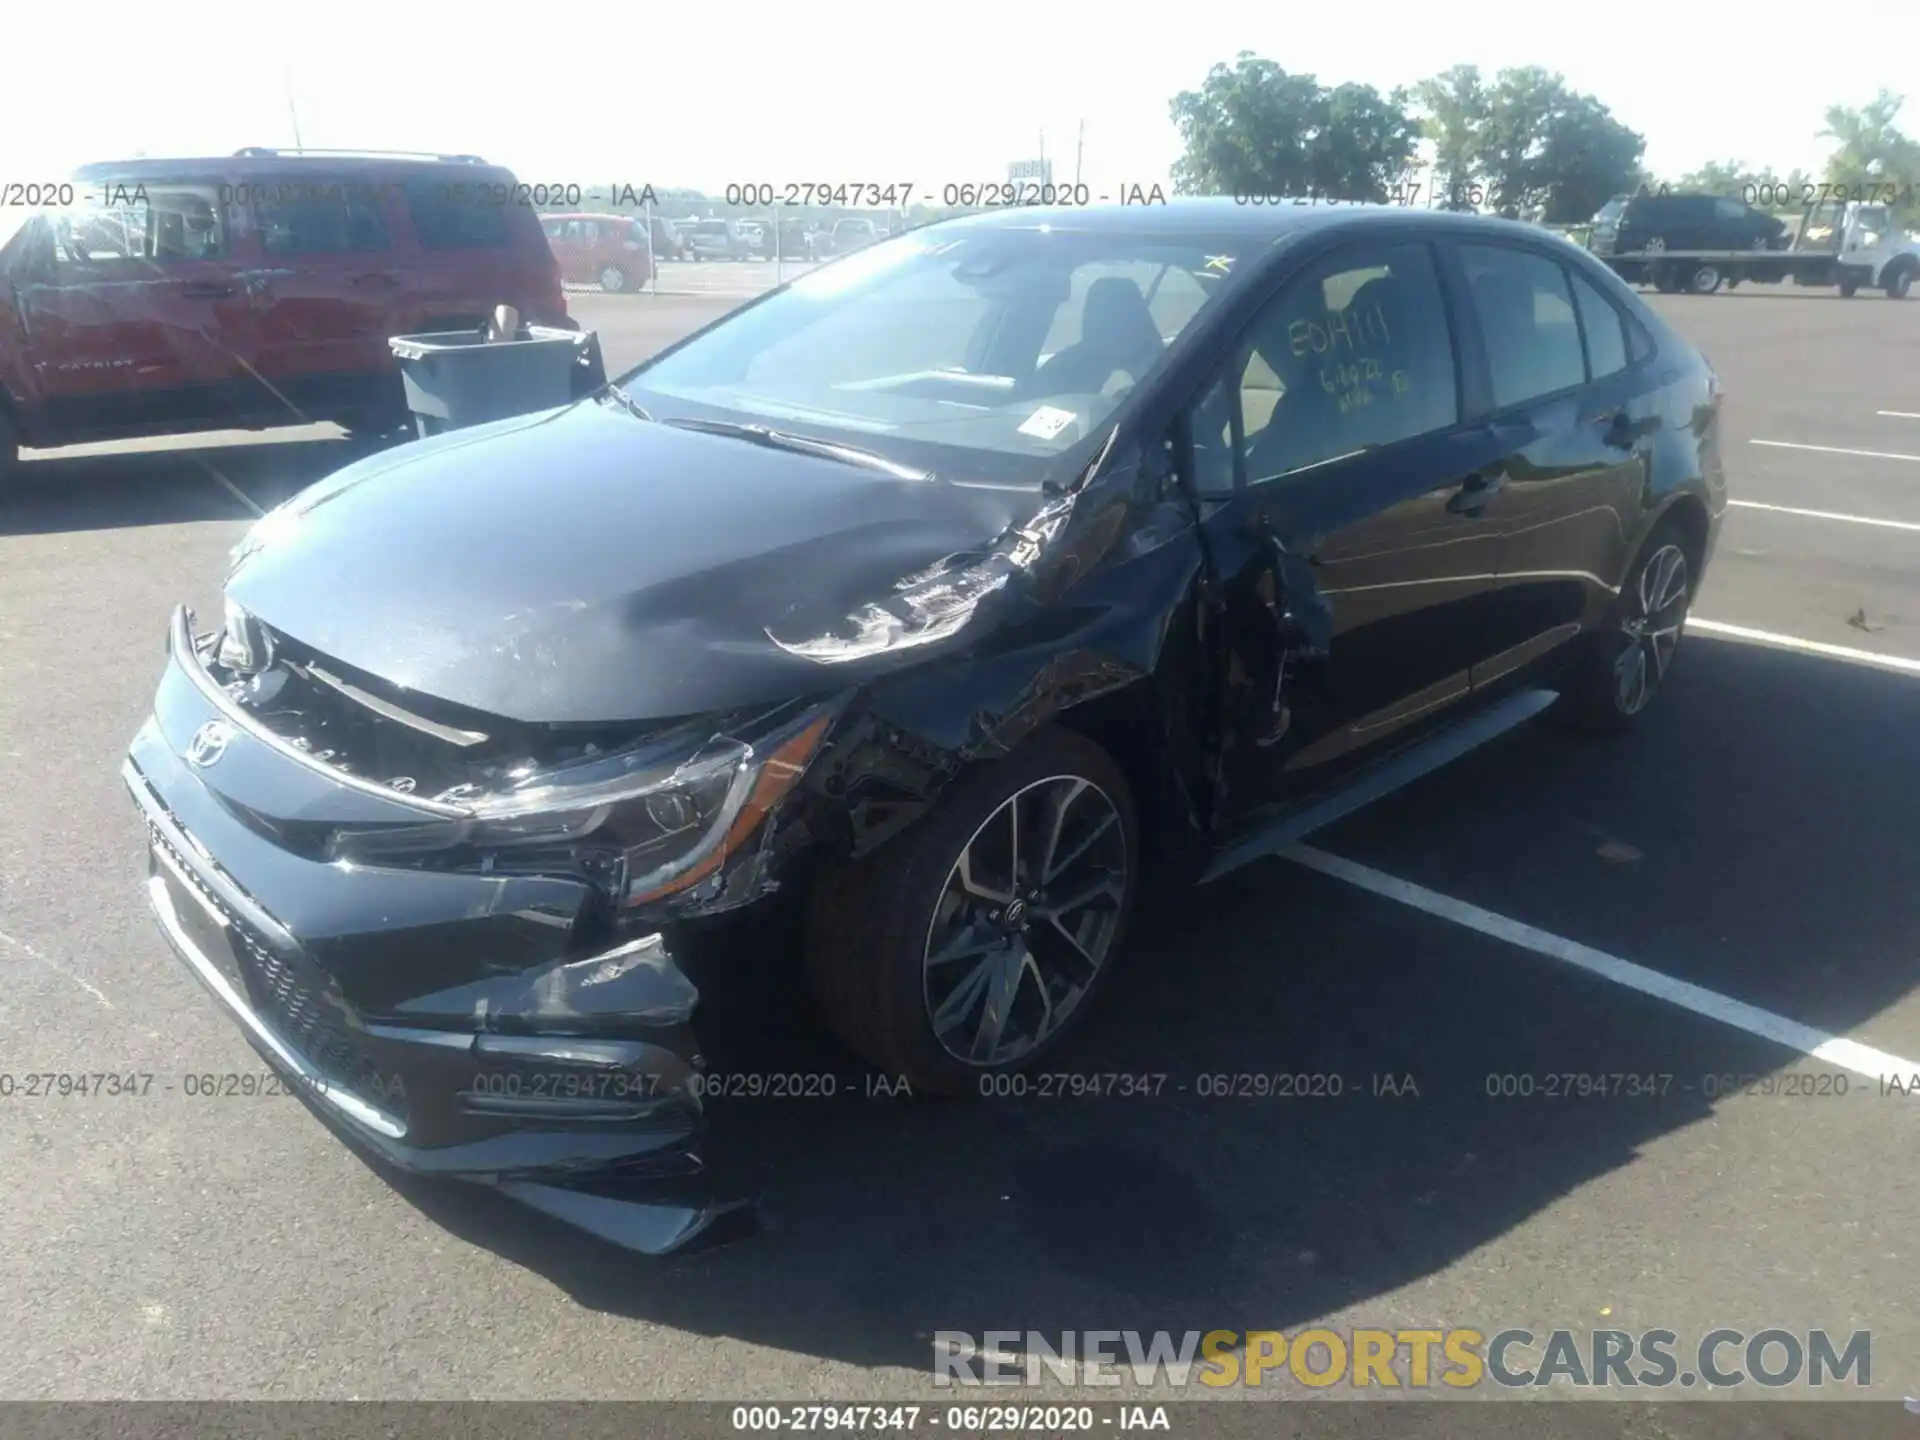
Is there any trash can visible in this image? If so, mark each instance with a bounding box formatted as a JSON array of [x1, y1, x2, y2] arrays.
[[388, 324, 607, 438]]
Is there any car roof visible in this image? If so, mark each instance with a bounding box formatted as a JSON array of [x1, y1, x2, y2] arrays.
[[923, 197, 1590, 248], [72, 154, 515, 182]]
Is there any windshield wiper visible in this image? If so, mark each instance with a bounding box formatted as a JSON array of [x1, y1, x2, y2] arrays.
[[661, 416, 929, 481], [603, 388, 653, 422]]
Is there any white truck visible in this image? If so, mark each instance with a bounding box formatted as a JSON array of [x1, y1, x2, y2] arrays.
[[1592, 198, 1919, 298]]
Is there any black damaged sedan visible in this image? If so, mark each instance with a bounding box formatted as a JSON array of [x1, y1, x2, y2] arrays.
[[127, 200, 1724, 1252]]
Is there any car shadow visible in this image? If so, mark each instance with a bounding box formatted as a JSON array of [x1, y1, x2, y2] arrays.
[[1654, 290, 1869, 301], [363, 629, 1920, 1377], [1, 430, 375, 537]]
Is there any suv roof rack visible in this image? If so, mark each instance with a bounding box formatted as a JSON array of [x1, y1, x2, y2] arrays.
[[231, 148, 487, 163]]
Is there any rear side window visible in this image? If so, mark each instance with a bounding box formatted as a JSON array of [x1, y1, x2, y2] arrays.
[[254, 180, 390, 255], [1713, 198, 1748, 221], [1567, 268, 1628, 379], [402, 180, 511, 250], [1457, 243, 1586, 409]]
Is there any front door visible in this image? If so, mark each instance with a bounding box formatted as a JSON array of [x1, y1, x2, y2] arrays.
[[1176, 236, 1511, 824], [14, 175, 254, 443]]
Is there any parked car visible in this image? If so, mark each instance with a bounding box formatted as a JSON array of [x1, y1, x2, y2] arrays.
[[684, 218, 753, 261], [0, 148, 569, 470], [828, 216, 878, 254], [1593, 190, 1787, 257], [125, 201, 1723, 1253], [541, 211, 655, 292]]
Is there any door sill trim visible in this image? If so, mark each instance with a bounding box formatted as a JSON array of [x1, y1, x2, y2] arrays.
[[1201, 687, 1560, 884]]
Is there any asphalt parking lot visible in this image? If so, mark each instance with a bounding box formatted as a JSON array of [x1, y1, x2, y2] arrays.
[[2, 283, 1918, 1416]]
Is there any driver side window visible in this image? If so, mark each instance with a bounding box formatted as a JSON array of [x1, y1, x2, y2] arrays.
[[1180, 241, 1460, 495]]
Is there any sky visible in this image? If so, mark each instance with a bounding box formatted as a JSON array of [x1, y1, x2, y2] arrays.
[[1, 0, 1911, 200]]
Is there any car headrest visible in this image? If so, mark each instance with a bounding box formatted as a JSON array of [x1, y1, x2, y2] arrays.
[[1079, 276, 1162, 354]]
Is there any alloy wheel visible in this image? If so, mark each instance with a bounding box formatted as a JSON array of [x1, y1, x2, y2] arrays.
[[1613, 544, 1690, 716], [921, 775, 1128, 1067], [599, 265, 627, 293]]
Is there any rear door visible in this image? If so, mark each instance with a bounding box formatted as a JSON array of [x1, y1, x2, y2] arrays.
[[1446, 241, 1653, 685], [13, 173, 256, 441], [240, 173, 405, 424], [1177, 235, 1513, 820], [391, 172, 561, 330]]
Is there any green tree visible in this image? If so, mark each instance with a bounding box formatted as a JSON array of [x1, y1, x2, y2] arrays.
[[1533, 93, 1648, 222], [1819, 90, 1920, 221], [1413, 65, 1488, 209], [1469, 68, 1645, 221], [1169, 52, 1419, 201]]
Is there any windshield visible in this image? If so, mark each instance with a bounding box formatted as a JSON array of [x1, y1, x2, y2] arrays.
[[618, 224, 1238, 486]]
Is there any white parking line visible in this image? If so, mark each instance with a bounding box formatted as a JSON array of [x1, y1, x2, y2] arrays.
[[1877, 411, 1920, 420], [1283, 845, 1920, 1088], [1688, 618, 1920, 676], [1727, 498, 1920, 532], [1752, 439, 1920, 464]]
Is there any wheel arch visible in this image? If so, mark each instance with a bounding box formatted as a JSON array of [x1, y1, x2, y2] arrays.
[[1648, 492, 1712, 594], [804, 657, 1206, 875]]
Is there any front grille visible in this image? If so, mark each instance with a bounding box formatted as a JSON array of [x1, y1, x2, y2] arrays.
[[150, 823, 401, 1113], [234, 931, 396, 1105]]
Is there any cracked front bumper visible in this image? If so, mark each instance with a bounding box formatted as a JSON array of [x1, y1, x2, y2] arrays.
[[123, 646, 746, 1255]]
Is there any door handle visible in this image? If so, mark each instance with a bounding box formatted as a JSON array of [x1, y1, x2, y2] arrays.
[[1446, 472, 1506, 515], [180, 282, 236, 298], [349, 272, 399, 287]]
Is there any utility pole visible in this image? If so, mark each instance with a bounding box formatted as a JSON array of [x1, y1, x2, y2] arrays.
[[283, 67, 305, 150]]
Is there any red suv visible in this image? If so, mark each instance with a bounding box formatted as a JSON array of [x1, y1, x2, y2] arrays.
[[0, 148, 570, 471], [542, 212, 661, 291]]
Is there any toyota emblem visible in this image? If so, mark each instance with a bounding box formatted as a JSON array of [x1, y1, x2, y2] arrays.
[[186, 720, 234, 769]]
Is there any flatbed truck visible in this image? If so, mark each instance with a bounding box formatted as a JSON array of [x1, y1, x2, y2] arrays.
[[1591, 199, 1918, 298]]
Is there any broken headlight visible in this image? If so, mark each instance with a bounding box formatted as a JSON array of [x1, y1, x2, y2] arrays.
[[327, 705, 835, 908]]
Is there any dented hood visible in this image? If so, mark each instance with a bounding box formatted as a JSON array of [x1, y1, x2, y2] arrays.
[[225, 398, 1045, 723]]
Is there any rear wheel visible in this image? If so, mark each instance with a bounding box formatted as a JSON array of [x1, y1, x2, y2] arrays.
[[1887, 263, 1914, 299], [806, 728, 1139, 1095], [0, 405, 17, 480], [1555, 518, 1695, 734], [598, 263, 630, 294], [1839, 274, 1862, 298], [1685, 263, 1723, 294]]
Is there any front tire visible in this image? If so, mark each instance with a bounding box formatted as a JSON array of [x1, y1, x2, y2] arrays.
[[1886, 263, 1914, 299], [806, 728, 1139, 1095], [1555, 518, 1695, 734]]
